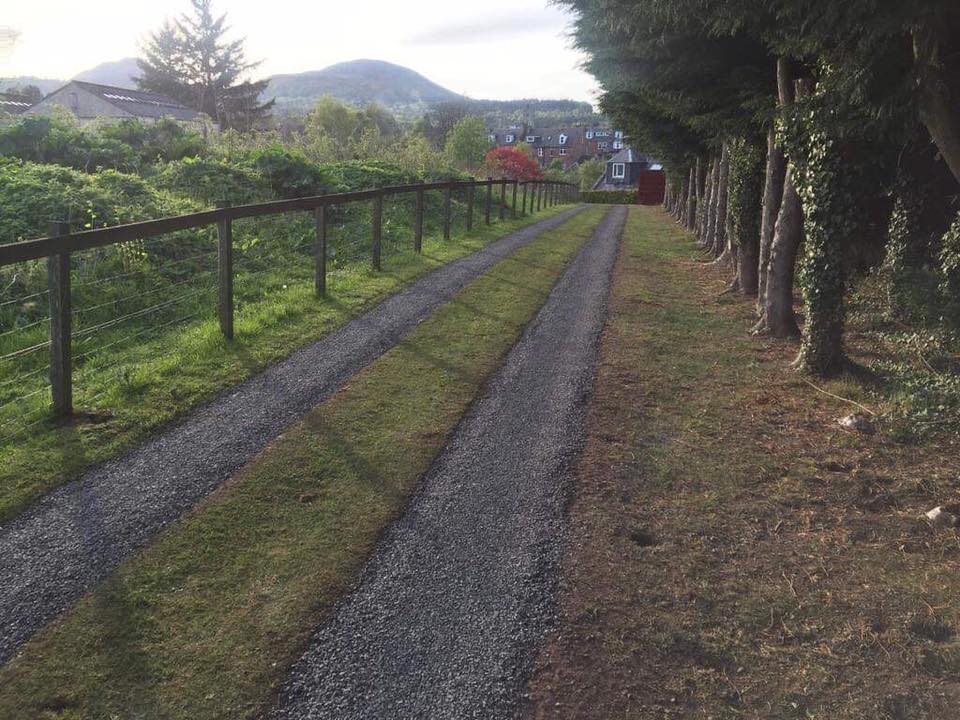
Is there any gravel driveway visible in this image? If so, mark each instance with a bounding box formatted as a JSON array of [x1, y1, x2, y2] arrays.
[[0, 207, 585, 666], [269, 205, 627, 720]]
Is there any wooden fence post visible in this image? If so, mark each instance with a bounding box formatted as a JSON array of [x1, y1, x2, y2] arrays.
[[371, 193, 382, 271], [216, 200, 234, 340], [47, 221, 72, 418], [511, 181, 518, 218], [415, 189, 424, 252], [485, 178, 492, 225], [314, 205, 327, 297], [537, 183, 543, 212], [466, 184, 475, 231], [443, 184, 452, 241], [499, 180, 507, 220]]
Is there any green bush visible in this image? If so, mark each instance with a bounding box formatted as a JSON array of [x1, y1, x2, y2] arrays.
[[580, 190, 637, 204], [100, 118, 207, 167], [150, 157, 271, 205], [245, 146, 337, 199], [0, 159, 171, 242]]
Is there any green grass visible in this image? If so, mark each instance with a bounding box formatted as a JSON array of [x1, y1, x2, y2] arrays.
[[0, 204, 575, 525], [0, 205, 607, 720]]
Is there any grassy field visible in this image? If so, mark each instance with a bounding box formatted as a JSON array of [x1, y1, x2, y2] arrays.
[[0, 203, 573, 525], [527, 206, 960, 718], [0, 206, 608, 720]]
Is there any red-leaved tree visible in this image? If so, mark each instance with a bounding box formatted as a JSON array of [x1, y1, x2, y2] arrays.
[[483, 146, 544, 181]]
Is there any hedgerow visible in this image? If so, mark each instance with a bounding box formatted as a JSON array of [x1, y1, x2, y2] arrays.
[[580, 190, 636, 204]]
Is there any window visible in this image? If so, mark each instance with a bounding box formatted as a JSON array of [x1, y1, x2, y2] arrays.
[[505, 134, 515, 143], [615, 130, 623, 139], [526, 135, 536, 142], [612, 140, 623, 150], [559, 134, 567, 145], [489, 134, 496, 143], [537, 147, 544, 157], [598, 141, 609, 150], [585, 130, 594, 139], [559, 148, 567, 156], [612, 163, 626, 179]]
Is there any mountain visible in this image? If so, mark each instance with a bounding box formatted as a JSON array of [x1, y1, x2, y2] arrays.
[[73, 57, 140, 89], [1, 57, 139, 98], [267, 59, 466, 115]]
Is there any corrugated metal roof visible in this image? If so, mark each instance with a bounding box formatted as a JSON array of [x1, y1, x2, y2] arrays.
[[71, 81, 204, 121], [0, 93, 33, 114]]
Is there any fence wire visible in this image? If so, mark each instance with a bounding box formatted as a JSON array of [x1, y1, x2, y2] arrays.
[[0, 181, 569, 444]]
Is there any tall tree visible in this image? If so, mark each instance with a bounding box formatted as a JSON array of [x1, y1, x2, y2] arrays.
[[137, 0, 273, 130], [443, 117, 491, 171]]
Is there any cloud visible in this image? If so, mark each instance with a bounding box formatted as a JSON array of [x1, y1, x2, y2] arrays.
[[406, 10, 567, 46], [0, 26, 21, 61]]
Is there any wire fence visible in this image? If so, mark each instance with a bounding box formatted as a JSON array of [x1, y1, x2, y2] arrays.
[[0, 178, 577, 444]]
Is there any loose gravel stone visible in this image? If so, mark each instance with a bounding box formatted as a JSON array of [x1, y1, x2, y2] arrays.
[[0, 207, 586, 666], [270, 206, 628, 720]]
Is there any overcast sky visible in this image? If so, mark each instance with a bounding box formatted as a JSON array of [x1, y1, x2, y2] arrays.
[[0, 0, 597, 102]]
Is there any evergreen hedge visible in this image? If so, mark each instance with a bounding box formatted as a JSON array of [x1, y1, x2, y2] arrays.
[[580, 190, 637, 204]]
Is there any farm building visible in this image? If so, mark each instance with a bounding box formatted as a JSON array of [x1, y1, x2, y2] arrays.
[[0, 93, 33, 118], [25, 81, 210, 130]]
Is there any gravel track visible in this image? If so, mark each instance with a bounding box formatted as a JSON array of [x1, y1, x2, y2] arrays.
[[0, 207, 586, 666], [269, 205, 628, 720]]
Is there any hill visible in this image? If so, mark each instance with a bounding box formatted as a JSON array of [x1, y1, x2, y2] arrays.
[[0, 77, 62, 96], [1, 58, 139, 97], [267, 59, 465, 115], [73, 57, 139, 89]]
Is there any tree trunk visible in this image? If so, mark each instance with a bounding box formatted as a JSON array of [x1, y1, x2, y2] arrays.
[[914, 23, 960, 185], [703, 156, 720, 251], [699, 157, 714, 246], [693, 157, 703, 237], [764, 175, 802, 338], [792, 79, 847, 377], [756, 125, 786, 317], [729, 138, 764, 296], [686, 166, 696, 230], [759, 59, 802, 339], [712, 143, 731, 260]]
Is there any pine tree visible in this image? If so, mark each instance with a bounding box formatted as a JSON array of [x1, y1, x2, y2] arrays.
[[137, 0, 273, 130]]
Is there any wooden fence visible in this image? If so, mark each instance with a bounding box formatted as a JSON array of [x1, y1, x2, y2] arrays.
[[0, 178, 578, 418]]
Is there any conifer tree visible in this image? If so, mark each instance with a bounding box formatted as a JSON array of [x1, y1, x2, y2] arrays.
[[137, 0, 273, 130]]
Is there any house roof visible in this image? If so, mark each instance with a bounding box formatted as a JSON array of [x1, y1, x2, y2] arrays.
[[68, 81, 205, 122], [608, 148, 642, 164], [0, 93, 33, 114]]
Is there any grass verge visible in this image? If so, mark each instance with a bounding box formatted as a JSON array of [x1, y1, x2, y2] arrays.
[[0, 206, 608, 720], [526, 206, 960, 718], [0, 204, 575, 524]]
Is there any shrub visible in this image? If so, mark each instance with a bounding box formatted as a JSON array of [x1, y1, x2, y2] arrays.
[[580, 190, 637, 204], [482, 147, 543, 181], [150, 157, 271, 205], [0, 159, 169, 242], [245, 146, 336, 198]]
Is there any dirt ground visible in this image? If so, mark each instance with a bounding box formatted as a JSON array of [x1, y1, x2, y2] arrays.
[[525, 207, 960, 719]]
